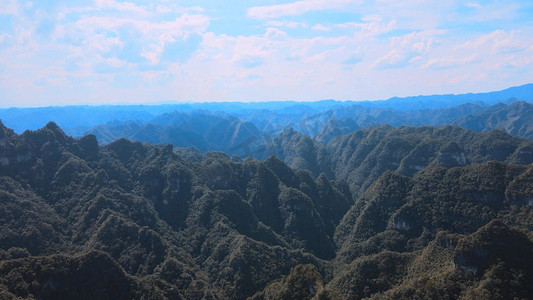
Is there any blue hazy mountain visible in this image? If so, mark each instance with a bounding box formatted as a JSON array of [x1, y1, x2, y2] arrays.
[[355, 83, 533, 110], [1, 83, 532, 136]]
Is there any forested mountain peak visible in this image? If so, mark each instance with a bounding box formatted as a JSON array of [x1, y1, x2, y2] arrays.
[[0, 120, 532, 299], [0, 122, 354, 298]]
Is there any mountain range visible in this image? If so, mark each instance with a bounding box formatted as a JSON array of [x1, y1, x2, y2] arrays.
[[1, 84, 532, 144], [0, 118, 532, 299]]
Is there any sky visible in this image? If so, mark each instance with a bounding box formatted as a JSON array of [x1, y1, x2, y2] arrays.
[[0, 0, 532, 107]]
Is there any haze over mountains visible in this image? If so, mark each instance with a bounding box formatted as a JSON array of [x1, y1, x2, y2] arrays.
[[0, 84, 533, 299], [1, 84, 532, 143]]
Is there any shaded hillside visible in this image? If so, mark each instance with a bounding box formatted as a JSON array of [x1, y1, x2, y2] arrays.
[[86, 111, 271, 158], [334, 161, 533, 264], [313, 102, 486, 142], [327, 162, 533, 299], [252, 222, 533, 300], [455, 101, 533, 139], [79, 104, 533, 189], [329, 220, 533, 300], [80, 100, 533, 150], [250, 264, 335, 300], [0, 121, 532, 299], [0, 121, 351, 298], [0, 251, 146, 300], [312, 101, 533, 142], [272, 125, 533, 198]]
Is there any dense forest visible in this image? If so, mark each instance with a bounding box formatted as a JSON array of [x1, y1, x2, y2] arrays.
[[1, 112, 532, 299]]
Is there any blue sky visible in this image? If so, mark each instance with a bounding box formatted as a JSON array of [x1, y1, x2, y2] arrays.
[[0, 0, 532, 107]]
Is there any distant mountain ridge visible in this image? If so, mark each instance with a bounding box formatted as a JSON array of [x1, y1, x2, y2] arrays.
[[85, 111, 272, 158], [35, 99, 531, 166], [1, 83, 532, 139], [455, 101, 533, 139], [360, 83, 533, 110]]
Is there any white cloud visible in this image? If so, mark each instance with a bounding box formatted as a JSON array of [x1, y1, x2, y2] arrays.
[[60, 13, 209, 65], [266, 20, 308, 29], [361, 14, 382, 22], [247, 0, 356, 19], [0, 33, 11, 43], [0, 1, 212, 105], [422, 53, 478, 70], [353, 19, 397, 39], [0, 0, 19, 15], [466, 2, 481, 8], [95, 0, 149, 15], [1, 0, 533, 106], [455, 30, 528, 54], [468, 2, 521, 22], [371, 49, 404, 69], [311, 24, 329, 31], [371, 30, 446, 69], [265, 27, 288, 40]]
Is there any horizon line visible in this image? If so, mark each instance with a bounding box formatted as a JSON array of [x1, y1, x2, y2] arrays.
[[1, 82, 531, 109]]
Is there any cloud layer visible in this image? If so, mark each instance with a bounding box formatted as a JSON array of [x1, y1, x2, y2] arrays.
[[1, 0, 532, 106]]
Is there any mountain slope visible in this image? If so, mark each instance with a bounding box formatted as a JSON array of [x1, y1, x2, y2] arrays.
[[273, 125, 533, 197], [0, 121, 532, 299], [312, 100, 533, 142], [335, 161, 533, 263], [455, 101, 533, 139], [328, 161, 533, 299], [329, 220, 533, 299], [86, 112, 272, 159], [0, 121, 352, 298]]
